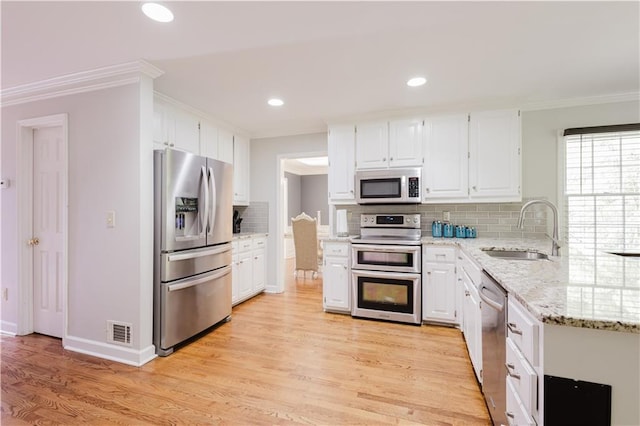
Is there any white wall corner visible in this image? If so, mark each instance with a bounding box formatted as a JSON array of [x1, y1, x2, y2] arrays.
[[0, 60, 165, 107], [64, 335, 157, 367]]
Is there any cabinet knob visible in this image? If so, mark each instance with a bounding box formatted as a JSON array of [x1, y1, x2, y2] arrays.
[[465, 290, 470, 296], [426, 271, 431, 275], [425, 187, 430, 193], [382, 157, 386, 162], [472, 186, 477, 192], [389, 157, 393, 161], [343, 265, 347, 270]]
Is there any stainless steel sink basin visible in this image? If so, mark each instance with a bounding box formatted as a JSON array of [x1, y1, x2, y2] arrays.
[[481, 248, 549, 260]]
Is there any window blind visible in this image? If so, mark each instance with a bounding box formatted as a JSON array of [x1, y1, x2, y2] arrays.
[[564, 130, 640, 253]]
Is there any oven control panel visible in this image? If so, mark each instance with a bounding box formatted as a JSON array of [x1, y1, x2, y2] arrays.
[[360, 214, 421, 228]]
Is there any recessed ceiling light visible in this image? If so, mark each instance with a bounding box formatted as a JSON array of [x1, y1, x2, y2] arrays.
[[142, 3, 174, 23], [268, 98, 284, 107], [407, 77, 427, 87]]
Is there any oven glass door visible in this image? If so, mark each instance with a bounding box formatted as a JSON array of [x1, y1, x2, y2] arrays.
[[357, 275, 414, 314], [351, 269, 422, 325], [352, 244, 420, 273]]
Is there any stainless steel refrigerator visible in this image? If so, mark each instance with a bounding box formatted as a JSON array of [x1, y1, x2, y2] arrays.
[[153, 148, 233, 356]]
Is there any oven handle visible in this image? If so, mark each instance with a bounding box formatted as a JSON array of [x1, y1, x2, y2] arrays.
[[352, 269, 421, 280], [352, 244, 421, 253]]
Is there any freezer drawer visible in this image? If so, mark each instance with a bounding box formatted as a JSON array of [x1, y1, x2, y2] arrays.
[[161, 243, 232, 282], [158, 265, 232, 353]]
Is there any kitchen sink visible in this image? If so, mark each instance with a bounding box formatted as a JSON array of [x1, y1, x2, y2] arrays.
[[481, 248, 549, 260]]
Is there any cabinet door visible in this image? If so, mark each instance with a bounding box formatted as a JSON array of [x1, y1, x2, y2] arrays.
[[233, 135, 250, 206], [468, 109, 521, 201], [252, 248, 266, 293], [231, 254, 240, 304], [328, 125, 356, 203], [200, 120, 219, 160], [217, 128, 234, 164], [423, 114, 469, 201], [355, 121, 389, 169], [172, 107, 200, 154], [322, 255, 350, 311], [389, 118, 424, 168], [423, 262, 457, 323], [238, 251, 253, 299], [463, 276, 483, 383]]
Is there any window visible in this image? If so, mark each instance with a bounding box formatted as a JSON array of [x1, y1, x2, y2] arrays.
[[561, 124, 639, 320], [563, 125, 640, 253]]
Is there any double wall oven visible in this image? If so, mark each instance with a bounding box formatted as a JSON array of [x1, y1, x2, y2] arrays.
[[351, 214, 422, 325]]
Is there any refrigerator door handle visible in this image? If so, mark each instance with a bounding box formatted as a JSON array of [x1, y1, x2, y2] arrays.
[[199, 166, 209, 238], [166, 243, 232, 262], [167, 265, 232, 292], [208, 166, 216, 233]]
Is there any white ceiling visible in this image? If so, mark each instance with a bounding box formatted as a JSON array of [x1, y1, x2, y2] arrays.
[[2, 1, 639, 138]]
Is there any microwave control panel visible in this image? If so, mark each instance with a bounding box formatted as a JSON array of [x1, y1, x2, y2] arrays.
[[408, 177, 420, 198]]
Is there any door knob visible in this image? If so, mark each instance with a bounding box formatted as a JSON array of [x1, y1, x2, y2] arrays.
[[28, 238, 40, 246]]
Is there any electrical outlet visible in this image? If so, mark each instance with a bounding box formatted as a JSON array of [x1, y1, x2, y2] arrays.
[[106, 211, 116, 228], [443, 211, 450, 222]]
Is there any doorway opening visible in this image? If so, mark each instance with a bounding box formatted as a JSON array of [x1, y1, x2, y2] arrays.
[[275, 152, 328, 292]]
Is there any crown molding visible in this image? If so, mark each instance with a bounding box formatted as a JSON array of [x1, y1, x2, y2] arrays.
[[1, 60, 164, 107], [520, 92, 640, 112]]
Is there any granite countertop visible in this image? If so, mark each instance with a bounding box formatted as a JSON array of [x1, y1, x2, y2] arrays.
[[422, 236, 640, 334]]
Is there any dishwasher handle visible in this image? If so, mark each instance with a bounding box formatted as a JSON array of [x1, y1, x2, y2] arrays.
[[478, 284, 505, 312]]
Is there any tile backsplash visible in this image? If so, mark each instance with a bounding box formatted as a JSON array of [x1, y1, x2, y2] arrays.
[[335, 198, 549, 239], [234, 201, 269, 234]]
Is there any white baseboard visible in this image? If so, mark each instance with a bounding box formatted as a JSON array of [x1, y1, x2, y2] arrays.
[[64, 335, 157, 367], [1, 321, 18, 336]]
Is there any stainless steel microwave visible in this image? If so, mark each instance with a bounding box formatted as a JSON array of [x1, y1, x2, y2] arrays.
[[355, 168, 422, 204]]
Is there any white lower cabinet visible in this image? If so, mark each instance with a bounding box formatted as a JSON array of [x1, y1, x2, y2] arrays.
[[232, 235, 267, 306], [322, 241, 351, 313], [506, 377, 536, 426], [459, 249, 483, 383], [422, 246, 457, 324]]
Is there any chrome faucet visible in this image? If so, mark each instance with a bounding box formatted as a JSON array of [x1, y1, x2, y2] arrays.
[[517, 199, 560, 256]]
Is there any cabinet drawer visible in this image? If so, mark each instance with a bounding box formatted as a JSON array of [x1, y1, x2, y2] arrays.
[[506, 377, 536, 426], [323, 242, 349, 257], [236, 238, 252, 252], [252, 236, 267, 250], [507, 298, 540, 366], [506, 337, 537, 414], [423, 246, 456, 263]]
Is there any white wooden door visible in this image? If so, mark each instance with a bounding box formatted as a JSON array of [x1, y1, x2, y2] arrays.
[[32, 126, 64, 338], [322, 255, 350, 311], [468, 109, 521, 201], [328, 125, 356, 203], [423, 262, 457, 323], [355, 121, 389, 169], [233, 135, 250, 205], [423, 114, 469, 201], [252, 248, 266, 292], [388, 118, 423, 168]]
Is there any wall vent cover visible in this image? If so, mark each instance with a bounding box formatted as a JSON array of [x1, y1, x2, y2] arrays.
[[107, 321, 132, 346]]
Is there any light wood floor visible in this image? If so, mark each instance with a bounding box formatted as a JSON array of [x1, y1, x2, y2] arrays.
[[1, 260, 490, 425]]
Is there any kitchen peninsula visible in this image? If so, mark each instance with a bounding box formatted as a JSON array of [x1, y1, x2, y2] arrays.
[[423, 236, 640, 425]]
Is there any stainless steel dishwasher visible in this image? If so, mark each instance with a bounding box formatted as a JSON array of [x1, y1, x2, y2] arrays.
[[479, 271, 507, 426]]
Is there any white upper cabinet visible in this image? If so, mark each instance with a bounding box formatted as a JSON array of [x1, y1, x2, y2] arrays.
[[388, 118, 424, 168], [233, 134, 250, 206], [199, 120, 219, 160], [423, 114, 469, 202], [355, 121, 389, 169], [355, 120, 423, 169], [468, 109, 521, 201], [217, 128, 234, 165], [153, 99, 199, 154], [328, 125, 356, 203]]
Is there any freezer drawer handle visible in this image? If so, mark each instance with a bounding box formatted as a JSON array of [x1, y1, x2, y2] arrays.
[[507, 322, 523, 335], [168, 265, 232, 292], [167, 243, 232, 262]]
